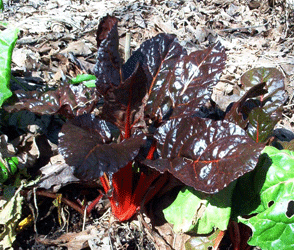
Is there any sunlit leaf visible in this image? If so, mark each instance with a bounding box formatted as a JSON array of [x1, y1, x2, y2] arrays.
[[0, 27, 19, 107]]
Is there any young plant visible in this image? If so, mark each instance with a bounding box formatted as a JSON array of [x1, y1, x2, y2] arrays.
[[4, 16, 280, 224]]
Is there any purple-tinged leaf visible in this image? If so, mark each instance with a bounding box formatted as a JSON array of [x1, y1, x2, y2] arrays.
[[94, 15, 121, 95], [240, 67, 286, 114], [94, 20, 226, 126], [225, 68, 286, 142], [225, 82, 268, 129], [144, 117, 264, 193], [101, 63, 148, 133], [170, 41, 226, 119], [58, 114, 146, 180], [124, 34, 186, 119], [136, 38, 226, 120], [4, 84, 98, 117]]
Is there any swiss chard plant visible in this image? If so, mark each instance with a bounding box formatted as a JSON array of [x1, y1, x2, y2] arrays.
[[3, 14, 286, 233]]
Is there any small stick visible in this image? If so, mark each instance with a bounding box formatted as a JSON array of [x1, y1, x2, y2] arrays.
[[33, 190, 84, 215], [125, 32, 131, 62]]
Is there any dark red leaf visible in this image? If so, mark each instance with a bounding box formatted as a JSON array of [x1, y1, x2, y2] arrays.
[[58, 115, 146, 180], [133, 37, 226, 120], [240, 67, 286, 114], [123, 33, 184, 84], [144, 117, 264, 193], [225, 82, 268, 128], [4, 84, 98, 117], [169, 41, 226, 119], [96, 15, 118, 48], [101, 63, 148, 134], [225, 68, 286, 142], [94, 22, 226, 127], [94, 15, 121, 95]]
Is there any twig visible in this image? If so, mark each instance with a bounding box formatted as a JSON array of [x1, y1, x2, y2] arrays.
[[125, 32, 131, 62], [82, 205, 87, 231], [32, 189, 85, 215]]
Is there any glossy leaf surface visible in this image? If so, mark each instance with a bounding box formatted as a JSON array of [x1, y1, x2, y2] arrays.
[[225, 82, 268, 129], [169, 42, 226, 119], [126, 33, 186, 119], [58, 114, 146, 180], [225, 68, 286, 142], [247, 107, 281, 142], [144, 117, 264, 193], [239, 146, 294, 250], [94, 15, 121, 95], [138, 38, 225, 120], [4, 83, 98, 117], [0, 27, 19, 107], [240, 68, 286, 114], [94, 16, 226, 123]]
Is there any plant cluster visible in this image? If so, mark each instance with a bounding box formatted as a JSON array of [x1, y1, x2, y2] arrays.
[[1, 15, 292, 250]]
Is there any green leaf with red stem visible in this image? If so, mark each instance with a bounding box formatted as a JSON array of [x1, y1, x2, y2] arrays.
[[225, 68, 286, 142]]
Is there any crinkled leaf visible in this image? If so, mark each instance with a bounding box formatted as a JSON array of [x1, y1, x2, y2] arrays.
[[240, 67, 286, 114], [239, 146, 294, 250], [94, 15, 121, 95], [144, 117, 264, 193], [225, 68, 285, 142], [4, 83, 98, 117], [225, 82, 268, 128], [163, 184, 235, 234], [58, 114, 147, 180], [169, 42, 226, 119], [37, 163, 79, 192], [95, 19, 226, 124], [125, 33, 186, 119], [94, 16, 149, 132], [0, 27, 19, 107], [128, 36, 225, 120]]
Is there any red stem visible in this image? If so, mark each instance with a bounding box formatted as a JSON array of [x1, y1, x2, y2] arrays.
[[229, 220, 241, 250], [86, 189, 104, 214], [213, 230, 225, 250]]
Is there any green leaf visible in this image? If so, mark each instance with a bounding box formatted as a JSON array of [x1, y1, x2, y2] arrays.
[[239, 146, 294, 250], [0, 27, 19, 107], [70, 74, 96, 87], [0, 0, 3, 11], [247, 107, 281, 143], [163, 182, 236, 234], [0, 156, 18, 183]]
